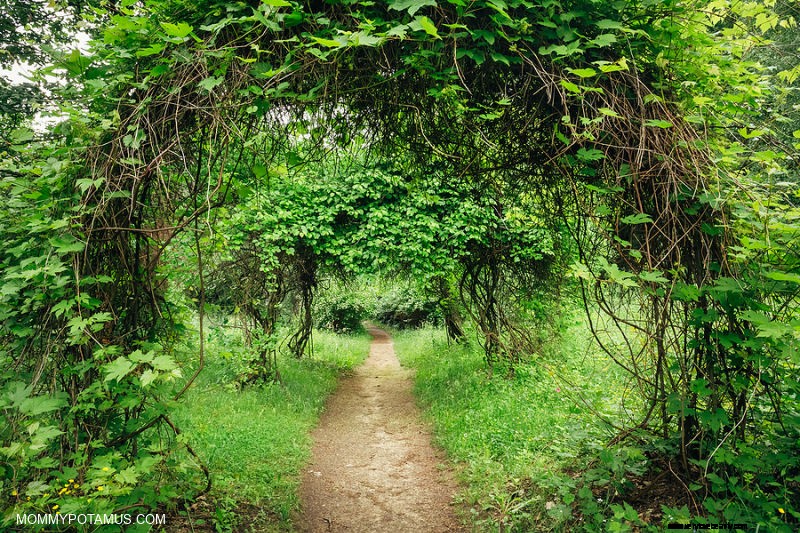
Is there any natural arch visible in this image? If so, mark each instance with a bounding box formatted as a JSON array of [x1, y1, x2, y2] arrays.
[[2, 0, 797, 530]]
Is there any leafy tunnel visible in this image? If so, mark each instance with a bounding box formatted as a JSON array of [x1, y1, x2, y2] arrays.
[[1, 0, 798, 530]]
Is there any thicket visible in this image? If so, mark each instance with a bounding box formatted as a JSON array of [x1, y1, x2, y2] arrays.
[[374, 286, 441, 328], [0, 0, 798, 531]]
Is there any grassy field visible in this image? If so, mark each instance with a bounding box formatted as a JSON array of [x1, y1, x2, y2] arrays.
[[170, 327, 371, 532], [392, 315, 634, 532]]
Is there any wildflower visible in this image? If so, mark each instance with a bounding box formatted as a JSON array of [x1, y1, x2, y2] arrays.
[[778, 508, 785, 514], [102, 467, 109, 472], [52, 505, 59, 511], [68, 479, 74, 483], [97, 486, 104, 491]]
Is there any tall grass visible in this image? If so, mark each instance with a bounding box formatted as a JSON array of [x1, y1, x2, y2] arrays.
[[392, 315, 632, 531], [171, 326, 371, 531]]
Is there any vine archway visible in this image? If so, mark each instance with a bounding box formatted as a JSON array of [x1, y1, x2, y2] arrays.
[[83, 0, 726, 481], [2, 0, 796, 527]]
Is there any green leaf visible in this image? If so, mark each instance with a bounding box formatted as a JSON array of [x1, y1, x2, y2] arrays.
[[140, 369, 157, 387], [305, 45, 331, 59], [540, 41, 584, 57], [566, 67, 597, 78], [30, 457, 58, 469], [458, 48, 485, 65], [599, 258, 637, 288], [764, 271, 800, 284], [50, 235, 85, 254], [672, 283, 700, 302], [415, 15, 440, 38], [251, 7, 280, 30], [740, 311, 791, 339], [598, 107, 621, 118], [752, 150, 780, 162], [104, 357, 135, 382], [490, 52, 511, 66], [128, 349, 154, 364], [644, 119, 673, 128], [62, 49, 91, 75], [253, 164, 267, 178], [388, 0, 437, 16], [597, 58, 628, 73], [738, 127, 767, 139], [639, 270, 668, 283], [30, 425, 64, 443], [198, 76, 224, 92], [576, 148, 604, 161], [351, 31, 382, 47], [386, 24, 409, 38], [135, 43, 165, 57], [51, 299, 75, 318], [114, 466, 141, 485], [20, 396, 67, 416], [160, 21, 193, 38], [620, 213, 653, 224], [284, 11, 304, 26], [591, 34, 617, 47], [66, 316, 90, 339], [262, 0, 291, 6], [151, 355, 178, 371], [570, 261, 592, 280], [471, 29, 495, 45], [560, 80, 581, 94], [312, 36, 344, 48], [10, 128, 34, 143]]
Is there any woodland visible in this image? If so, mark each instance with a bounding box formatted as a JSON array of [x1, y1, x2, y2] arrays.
[[1, 0, 799, 531]]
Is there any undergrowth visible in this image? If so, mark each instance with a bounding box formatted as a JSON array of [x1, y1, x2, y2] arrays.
[[169, 324, 370, 532], [392, 316, 634, 532]]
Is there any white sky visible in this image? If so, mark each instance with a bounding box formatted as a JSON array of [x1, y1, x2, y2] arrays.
[[1, 31, 91, 84], [1, 31, 91, 131], [1, 63, 35, 84]]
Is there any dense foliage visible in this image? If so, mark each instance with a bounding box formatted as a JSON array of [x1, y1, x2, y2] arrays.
[[1, 0, 798, 531]]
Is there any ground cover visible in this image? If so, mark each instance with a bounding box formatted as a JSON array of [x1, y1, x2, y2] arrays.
[[392, 317, 636, 531], [169, 327, 371, 532]]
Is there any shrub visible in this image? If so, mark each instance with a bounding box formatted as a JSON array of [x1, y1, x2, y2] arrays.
[[314, 290, 367, 333], [374, 286, 441, 329]]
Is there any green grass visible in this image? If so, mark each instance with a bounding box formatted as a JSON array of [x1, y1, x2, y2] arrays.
[[392, 317, 631, 531], [171, 327, 371, 531]]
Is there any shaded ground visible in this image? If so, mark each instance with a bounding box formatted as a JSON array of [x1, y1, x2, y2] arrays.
[[296, 325, 463, 532]]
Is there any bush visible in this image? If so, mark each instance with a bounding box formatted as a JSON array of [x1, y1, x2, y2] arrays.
[[314, 289, 367, 333], [374, 286, 441, 329]]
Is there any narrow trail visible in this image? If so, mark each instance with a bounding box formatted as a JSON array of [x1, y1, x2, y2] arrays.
[[296, 325, 463, 533]]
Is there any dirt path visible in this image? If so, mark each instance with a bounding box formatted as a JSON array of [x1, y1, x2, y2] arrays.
[[296, 326, 463, 533]]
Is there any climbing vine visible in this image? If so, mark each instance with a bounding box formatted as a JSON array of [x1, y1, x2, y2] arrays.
[[1, 0, 798, 529]]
